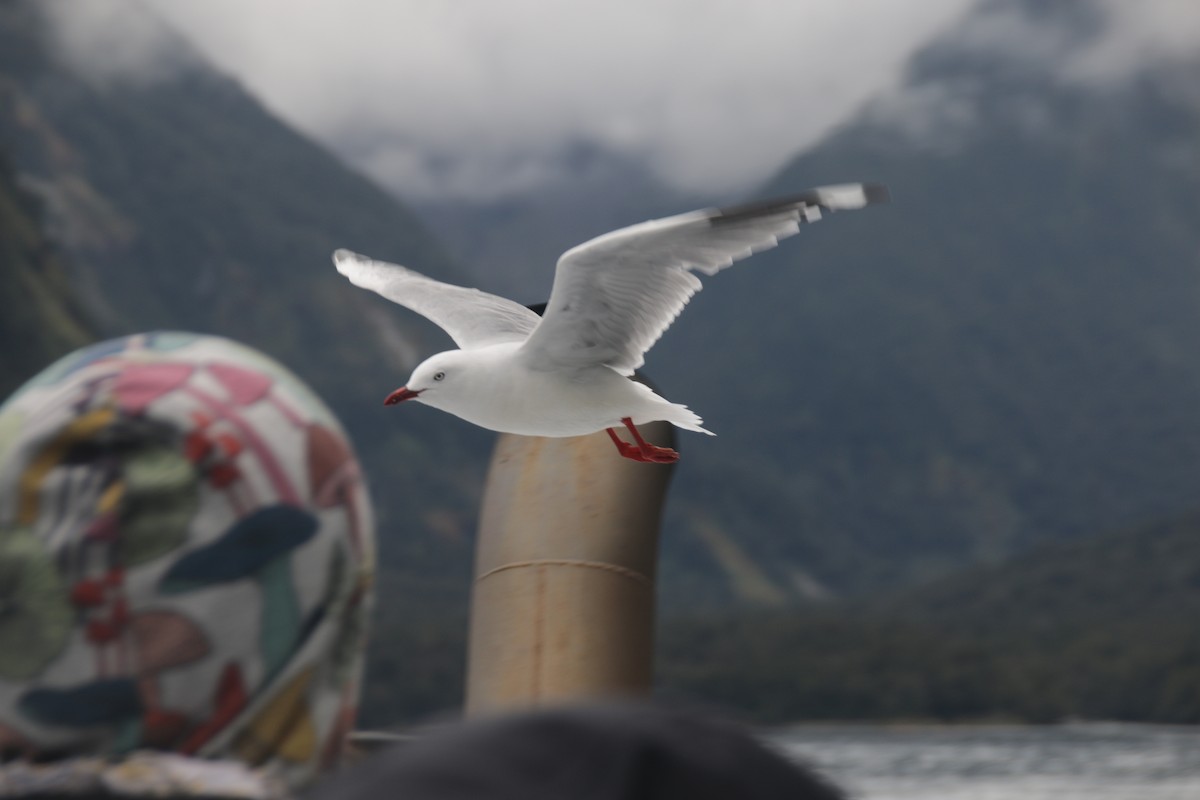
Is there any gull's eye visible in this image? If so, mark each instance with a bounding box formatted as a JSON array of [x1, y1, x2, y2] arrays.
[[433, 371, 446, 382]]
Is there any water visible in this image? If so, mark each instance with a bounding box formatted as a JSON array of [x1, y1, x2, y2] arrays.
[[772, 723, 1200, 800]]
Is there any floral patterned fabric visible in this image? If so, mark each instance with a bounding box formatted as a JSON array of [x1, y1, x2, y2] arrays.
[[0, 332, 375, 791]]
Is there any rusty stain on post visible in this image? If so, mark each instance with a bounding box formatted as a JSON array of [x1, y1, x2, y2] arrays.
[[464, 421, 674, 716]]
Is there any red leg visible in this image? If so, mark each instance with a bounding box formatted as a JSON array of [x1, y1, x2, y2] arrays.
[[604, 424, 633, 455], [604, 418, 679, 464], [605, 426, 643, 461]]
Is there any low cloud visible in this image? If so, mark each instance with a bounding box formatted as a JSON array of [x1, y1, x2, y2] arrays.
[[35, 0, 1200, 201], [864, 0, 1200, 150], [1069, 0, 1200, 82], [948, 0, 1200, 82], [39, 0, 201, 87], [51, 0, 977, 199]]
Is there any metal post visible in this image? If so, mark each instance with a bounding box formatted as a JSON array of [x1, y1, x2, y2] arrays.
[[464, 422, 674, 716]]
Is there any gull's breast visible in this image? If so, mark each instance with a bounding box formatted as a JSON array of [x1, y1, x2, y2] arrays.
[[456, 362, 637, 438]]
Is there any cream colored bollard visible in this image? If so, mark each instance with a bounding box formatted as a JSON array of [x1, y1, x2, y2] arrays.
[[464, 421, 675, 716]]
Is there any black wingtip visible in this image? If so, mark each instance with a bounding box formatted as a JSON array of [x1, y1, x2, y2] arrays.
[[711, 182, 891, 226], [710, 193, 821, 225]]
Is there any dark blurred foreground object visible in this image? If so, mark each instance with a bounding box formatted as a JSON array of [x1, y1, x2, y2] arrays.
[[307, 702, 845, 800], [0, 333, 376, 796]]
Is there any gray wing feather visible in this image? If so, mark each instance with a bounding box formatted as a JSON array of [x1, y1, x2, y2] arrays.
[[333, 249, 541, 349], [519, 183, 888, 375]]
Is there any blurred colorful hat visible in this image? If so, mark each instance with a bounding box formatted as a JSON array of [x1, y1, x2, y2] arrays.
[[0, 332, 375, 790]]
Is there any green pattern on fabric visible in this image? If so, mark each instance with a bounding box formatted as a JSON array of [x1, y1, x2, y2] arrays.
[[119, 445, 200, 565], [258, 558, 302, 679], [0, 527, 73, 680], [0, 409, 23, 465], [146, 332, 203, 352]]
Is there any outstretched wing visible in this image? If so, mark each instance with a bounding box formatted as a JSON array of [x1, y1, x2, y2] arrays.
[[333, 249, 541, 349], [518, 183, 889, 375]]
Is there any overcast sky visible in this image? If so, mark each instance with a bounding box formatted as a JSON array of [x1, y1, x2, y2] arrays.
[[42, 0, 1200, 202]]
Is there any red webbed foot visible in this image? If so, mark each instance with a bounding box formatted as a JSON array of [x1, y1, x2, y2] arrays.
[[605, 418, 679, 464]]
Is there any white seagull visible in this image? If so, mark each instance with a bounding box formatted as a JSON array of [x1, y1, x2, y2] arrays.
[[334, 183, 888, 464]]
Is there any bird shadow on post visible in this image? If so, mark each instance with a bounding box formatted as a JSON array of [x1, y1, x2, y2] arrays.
[[464, 411, 676, 717]]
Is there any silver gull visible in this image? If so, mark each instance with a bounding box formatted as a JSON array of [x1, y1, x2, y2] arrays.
[[334, 182, 888, 463]]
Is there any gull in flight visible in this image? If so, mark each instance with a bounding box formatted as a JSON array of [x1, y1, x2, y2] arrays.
[[334, 183, 888, 464]]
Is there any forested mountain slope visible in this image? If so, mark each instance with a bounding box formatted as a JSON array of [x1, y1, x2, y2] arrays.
[[0, 150, 92, 395], [657, 510, 1200, 723]]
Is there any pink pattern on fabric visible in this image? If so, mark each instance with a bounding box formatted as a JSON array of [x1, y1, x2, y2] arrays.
[[184, 386, 301, 505], [206, 364, 273, 407], [112, 365, 195, 414]]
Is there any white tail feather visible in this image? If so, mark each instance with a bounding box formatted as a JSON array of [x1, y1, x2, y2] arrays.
[[670, 403, 714, 435]]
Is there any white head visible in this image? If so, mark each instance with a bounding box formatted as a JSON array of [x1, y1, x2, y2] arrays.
[[382, 350, 473, 411]]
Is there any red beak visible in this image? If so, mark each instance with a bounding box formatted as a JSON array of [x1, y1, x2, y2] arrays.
[[384, 386, 422, 406]]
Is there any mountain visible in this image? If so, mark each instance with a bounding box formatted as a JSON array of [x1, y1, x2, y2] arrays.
[[419, 1, 1200, 607], [631, 1, 1200, 604], [410, 2, 1200, 608], [656, 509, 1200, 724], [0, 0, 492, 600], [19, 0, 1193, 619], [0, 150, 93, 394]]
